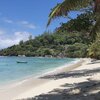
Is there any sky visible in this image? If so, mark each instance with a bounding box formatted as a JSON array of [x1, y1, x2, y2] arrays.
[[0, 0, 80, 49]]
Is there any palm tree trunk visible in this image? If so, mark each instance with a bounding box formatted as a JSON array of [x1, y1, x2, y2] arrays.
[[94, 0, 100, 13], [91, 0, 100, 41]]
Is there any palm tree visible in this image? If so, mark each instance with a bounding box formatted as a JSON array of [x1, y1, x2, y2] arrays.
[[47, 0, 100, 41], [47, 0, 100, 27]]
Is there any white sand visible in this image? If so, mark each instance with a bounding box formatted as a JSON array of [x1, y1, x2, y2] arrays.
[[0, 58, 100, 100]]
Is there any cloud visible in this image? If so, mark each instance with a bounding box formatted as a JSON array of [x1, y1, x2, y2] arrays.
[[0, 39, 16, 49], [14, 31, 33, 41], [19, 21, 36, 29], [19, 21, 28, 24], [2, 17, 36, 29], [0, 29, 5, 35], [4, 19, 13, 23], [0, 31, 34, 49]]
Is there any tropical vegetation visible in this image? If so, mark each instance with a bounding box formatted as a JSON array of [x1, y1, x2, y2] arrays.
[[0, 0, 100, 59], [0, 11, 97, 58], [46, 0, 100, 59]]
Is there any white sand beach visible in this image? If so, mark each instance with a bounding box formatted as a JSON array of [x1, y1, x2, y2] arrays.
[[0, 58, 100, 100]]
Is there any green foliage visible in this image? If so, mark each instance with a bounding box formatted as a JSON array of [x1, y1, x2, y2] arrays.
[[88, 37, 100, 59], [0, 11, 99, 59], [0, 30, 91, 58], [47, 0, 100, 44], [56, 12, 94, 33], [47, 0, 93, 26], [65, 43, 88, 58]]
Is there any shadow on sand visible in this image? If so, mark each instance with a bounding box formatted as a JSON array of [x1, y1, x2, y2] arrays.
[[21, 67, 100, 100], [40, 68, 100, 80]]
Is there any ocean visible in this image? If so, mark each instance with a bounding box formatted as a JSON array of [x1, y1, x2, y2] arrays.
[[0, 56, 78, 85]]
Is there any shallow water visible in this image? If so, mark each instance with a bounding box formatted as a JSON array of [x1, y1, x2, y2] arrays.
[[0, 56, 78, 84]]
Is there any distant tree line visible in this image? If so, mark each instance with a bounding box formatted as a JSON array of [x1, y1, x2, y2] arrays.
[[0, 12, 100, 59]]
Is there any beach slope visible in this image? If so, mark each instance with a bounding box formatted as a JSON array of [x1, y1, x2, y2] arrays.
[[0, 59, 100, 100], [14, 59, 100, 100]]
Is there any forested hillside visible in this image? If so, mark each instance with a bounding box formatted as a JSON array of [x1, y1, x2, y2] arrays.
[[0, 12, 100, 59]]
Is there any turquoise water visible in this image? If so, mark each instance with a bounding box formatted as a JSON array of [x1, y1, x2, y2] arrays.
[[0, 56, 78, 84]]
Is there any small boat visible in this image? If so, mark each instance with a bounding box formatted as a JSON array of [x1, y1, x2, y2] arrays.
[[17, 61, 28, 63]]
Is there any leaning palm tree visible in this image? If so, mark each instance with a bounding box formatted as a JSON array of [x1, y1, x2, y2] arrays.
[[47, 0, 100, 26], [47, 0, 100, 41]]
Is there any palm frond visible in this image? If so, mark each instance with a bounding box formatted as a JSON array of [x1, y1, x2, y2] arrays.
[[47, 0, 92, 27]]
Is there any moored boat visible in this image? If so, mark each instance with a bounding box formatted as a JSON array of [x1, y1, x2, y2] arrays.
[[17, 61, 27, 63]]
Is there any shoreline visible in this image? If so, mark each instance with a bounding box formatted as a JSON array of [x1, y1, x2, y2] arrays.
[[39, 58, 84, 77], [0, 57, 77, 86], [35, 58, 81, 78], [0, 58, 92, 100], [0, 58, 80, 88]]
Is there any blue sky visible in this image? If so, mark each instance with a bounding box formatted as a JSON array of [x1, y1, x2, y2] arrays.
[[0, 0, 80, 49]]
